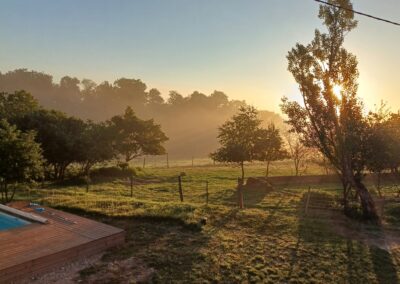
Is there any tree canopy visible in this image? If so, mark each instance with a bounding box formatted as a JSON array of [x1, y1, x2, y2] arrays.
[[0, 119, 43, 203], [0, 69, 283, 158], [254, 124, 288, 177], [212, 106, 286, 180], [108, 107, 168, 162]]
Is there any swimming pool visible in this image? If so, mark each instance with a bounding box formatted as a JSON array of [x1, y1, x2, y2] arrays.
[[0, 211, 31, 231]]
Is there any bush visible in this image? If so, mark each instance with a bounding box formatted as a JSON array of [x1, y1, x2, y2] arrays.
[[90, 166, 136, 179]]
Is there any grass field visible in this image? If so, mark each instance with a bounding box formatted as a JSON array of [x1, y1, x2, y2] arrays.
[[16, 161, 400, 283]]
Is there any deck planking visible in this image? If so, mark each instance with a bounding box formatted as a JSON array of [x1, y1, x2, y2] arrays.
[[0, 202, 125, 283]]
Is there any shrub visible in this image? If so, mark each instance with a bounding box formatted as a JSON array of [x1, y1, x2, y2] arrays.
[[90, 166, 136, 179]]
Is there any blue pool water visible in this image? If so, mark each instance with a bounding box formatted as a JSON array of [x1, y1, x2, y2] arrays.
[[0, 211, 31, 231]]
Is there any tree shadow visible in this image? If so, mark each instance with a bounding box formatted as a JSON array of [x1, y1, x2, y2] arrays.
[[224, 184, 273, 208], [82, 215, 211, 282], [294, 191, 399, 283], [370, 242, 399, 283]]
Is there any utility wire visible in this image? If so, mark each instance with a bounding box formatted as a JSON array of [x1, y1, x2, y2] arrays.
[[314, 0, 400, 27]]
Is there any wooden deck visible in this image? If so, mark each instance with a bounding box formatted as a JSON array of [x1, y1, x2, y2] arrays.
[[0, 202, 125, 283]]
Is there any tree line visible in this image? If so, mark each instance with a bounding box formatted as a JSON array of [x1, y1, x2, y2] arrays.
[[0, 69, 283, 158], [0, 91, 167, 202]]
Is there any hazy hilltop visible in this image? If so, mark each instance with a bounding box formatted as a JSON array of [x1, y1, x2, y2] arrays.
[[0, 69, 283, 158]]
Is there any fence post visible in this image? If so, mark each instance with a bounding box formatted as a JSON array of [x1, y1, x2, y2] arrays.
[[85, 171, 90, 193], [167, 153, 169, 168], [205, 181, 209, 205], [178, 175, 184, 202], [192, 156, 194, 168], [130, 176, 134, 197], [305, 186, 311, 215], [237, 177, 244, 209], [143, 157, 146, 168]]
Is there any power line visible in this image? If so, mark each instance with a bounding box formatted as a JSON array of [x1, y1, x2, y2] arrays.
[[314, 0, 400, 27]]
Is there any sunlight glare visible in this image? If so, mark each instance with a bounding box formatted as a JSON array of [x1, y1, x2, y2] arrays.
[[333, 84, 342, 98]]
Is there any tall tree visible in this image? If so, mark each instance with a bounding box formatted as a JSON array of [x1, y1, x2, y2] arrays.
[[109, 107, 168, 162], [285, 132, 312, 177], [0, 120, 43, 203], [211, 106, 261, 181], [281, 0, 378, 220]]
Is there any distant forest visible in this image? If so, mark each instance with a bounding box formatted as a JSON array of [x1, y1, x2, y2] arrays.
[[0, 69, 283, 158]]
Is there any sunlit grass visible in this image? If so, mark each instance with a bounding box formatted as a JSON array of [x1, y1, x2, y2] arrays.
[[14, 162, 400, 283]]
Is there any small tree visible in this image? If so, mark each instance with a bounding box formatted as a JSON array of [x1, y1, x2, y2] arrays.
[[108, 107, 168, 162], [211, 106, 261, 180], [285, 131, 312, 176], [254, 124, 288, 177], [0, 120, 43, 203]]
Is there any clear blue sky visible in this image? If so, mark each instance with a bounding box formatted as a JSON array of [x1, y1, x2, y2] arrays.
[[1, 0, 399, 112]]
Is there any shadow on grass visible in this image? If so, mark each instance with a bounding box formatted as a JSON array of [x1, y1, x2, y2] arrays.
[[370, 242, 399, 283], [294, 191, 399, 283], [55, 205, 210, 282], [224, 184, 273, 208]]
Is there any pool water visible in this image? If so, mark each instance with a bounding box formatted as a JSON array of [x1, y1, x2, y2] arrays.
[[0, 211, 31, 231]]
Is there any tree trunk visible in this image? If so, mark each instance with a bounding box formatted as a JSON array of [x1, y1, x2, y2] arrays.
[[266, 161, 270, 177], [240, 161, 245, 182], [341, 177, 350, 215], [294, 159, 299, 176], [9, 183, 16, 202], [376, 172, 382, 198], [4, 183, 8, 203], [353, 179, 379, 221]]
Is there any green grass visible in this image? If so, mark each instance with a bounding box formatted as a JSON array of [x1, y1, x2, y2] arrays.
[[15, 162, 400, 283]]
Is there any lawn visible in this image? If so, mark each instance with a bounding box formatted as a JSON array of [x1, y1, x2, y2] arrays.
[[15, 161, 400, 283]]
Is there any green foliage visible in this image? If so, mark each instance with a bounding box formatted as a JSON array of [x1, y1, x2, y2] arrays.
[[211, 106, 261, 179], [108, 106, 168, 162], [0, 119, 43, 203], [0, 90, 39, 122], [212, 106, 286, 179], [17, 109, 86, 179], [0, 69, 283, 158], [75, 122, 114, 174], [90, 166, 136, 179], [254, 124, 288, 176]]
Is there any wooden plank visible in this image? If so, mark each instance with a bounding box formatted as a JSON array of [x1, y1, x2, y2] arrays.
[[0, 202, 125, 283]]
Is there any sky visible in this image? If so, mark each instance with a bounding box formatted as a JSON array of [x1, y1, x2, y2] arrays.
[[0, 0, 399, 113]]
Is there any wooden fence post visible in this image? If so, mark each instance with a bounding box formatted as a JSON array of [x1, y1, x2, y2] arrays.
[[305, 186, 311, 215], [130, 176, 134, 197], [178, 175, 184, 202], [143, 157, 146, 169], [205, 181, 209, 205], [86, 177, 90, 193], [237, 177, 244, 209], [167, 153, 169, 168]]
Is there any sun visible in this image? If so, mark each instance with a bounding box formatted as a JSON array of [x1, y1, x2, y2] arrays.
[[333, 84, 342, 97]]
